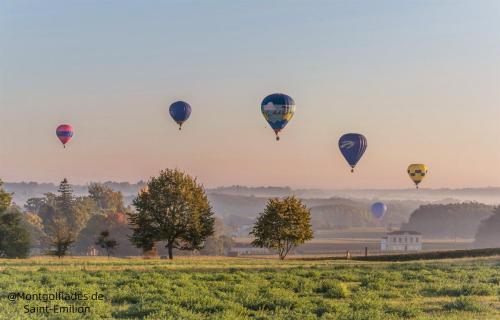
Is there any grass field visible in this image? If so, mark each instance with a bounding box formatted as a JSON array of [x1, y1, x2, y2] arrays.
[[0, 256, 499, 319]]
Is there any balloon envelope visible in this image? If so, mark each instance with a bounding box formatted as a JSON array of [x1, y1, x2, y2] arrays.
[[407, 164, 428, 188], [261, 93, 295, 140], [56, 124, 73, 146], [338, 133, 367, 171], [169, 101, 192, 129], [371, 202, 387, 219]]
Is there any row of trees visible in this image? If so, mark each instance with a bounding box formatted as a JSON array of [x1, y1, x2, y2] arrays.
[[0, 180, 30, 257], [402, 203, 495, 239], [1, 169, 315, 260], [128, 169, 313, 259], [5, 169, 499, 259]]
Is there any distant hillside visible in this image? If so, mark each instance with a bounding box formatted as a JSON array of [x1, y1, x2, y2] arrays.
[[474, 206, 500, 249], [206, 193, 422, 230], [207, 193, 268, 219], [4, 181, 145, 206], [5, 182, 497, 233], [402, 203, 494, 238], [210, 186, 500, 204], [5, 182, 500, 206]]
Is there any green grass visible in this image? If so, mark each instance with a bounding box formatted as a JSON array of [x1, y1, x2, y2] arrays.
[[0, 257, 499, 319], [353, 248, 500, 262]]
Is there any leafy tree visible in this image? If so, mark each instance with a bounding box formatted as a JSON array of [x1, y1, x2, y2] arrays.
[[0, 180, 31, 258], [0, 180, 12, 213], [0, 208, 31, 258], [56, 178, 74, 217], [474, 206, 500, 248], [72, 196, 99, 232], [403, 203, 494, 238], [96, 230, 118, 258], [88, 183, 125, 212], [22, 212, 49, 253], [129, 169, 215, 259], [53, 179, 97, 233], [75, 212, 140, 256], [36, 193, 58, 226], [251, 196, 313, 260], [47, 216, 75, 258], [24, 197, 46, 214]]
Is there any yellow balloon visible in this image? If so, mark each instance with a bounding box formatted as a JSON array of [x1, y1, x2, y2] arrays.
[[407, 164, 428, 189]]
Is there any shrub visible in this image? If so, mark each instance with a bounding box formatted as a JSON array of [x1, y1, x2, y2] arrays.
[[315, 280, 349, 298], [443, 296, 486, 312], [385, 303, 421, 318]]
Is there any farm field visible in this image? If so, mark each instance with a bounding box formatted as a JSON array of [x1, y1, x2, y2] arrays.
[[0, 256, 499, 319], [234, 227, 475, 256]]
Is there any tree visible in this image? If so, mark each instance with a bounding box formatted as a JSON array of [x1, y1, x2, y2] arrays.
[[96, 230, 118, 258], [129, 169, 215, 259], [22, 212, 49, 254], [251, 196, 313, 260], [0, 180, 12, 213], [402, 203, 494, 238], [75, 212, 140, 256], [47, 216, 75, 258], [0, 208, 31, 258], [24, 197, 46, 214], [0, 180, 31, 258], [37, 193, 58, 226], [56, 178, 74, 217], [88, 183, 125, 212], [54, 179, 96, 233], [474, 206, 500, 248], [72, 196, 99, 232]]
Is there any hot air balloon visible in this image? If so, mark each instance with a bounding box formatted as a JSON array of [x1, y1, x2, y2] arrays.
[[371, 202, 387, 220], [56, 124, 74, 148], [338, 133, 367, 172], [407, 164, 428, 189], [169, 101, 192, 130], [261, 93, 295, 141]]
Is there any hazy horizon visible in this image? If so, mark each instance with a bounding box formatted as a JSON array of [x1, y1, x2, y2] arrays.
[[2, 1, 499, 189], [4, 180, 500, 192]]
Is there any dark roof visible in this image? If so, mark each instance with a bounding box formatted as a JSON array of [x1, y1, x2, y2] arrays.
[[387, 231, 421, 235]]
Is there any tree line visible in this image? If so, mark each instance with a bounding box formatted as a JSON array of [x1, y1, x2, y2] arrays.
[[0, 169, 314, 260], [3, 169, 497, 259]]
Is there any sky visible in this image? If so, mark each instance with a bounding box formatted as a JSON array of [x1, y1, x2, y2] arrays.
[[1, 0, 499, 189]]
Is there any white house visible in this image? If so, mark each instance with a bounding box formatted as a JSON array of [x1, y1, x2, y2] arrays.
[[381, 231, 422, 251]]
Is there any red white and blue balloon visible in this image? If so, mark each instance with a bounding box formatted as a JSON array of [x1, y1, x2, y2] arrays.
[[56, 124, 74, 148]]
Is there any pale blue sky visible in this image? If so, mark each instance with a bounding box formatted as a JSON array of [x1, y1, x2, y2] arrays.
[[1, 0, 499, 188]]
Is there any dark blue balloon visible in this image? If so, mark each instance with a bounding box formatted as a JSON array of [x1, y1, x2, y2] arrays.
[[261, 93, 296, 140], [371, 202, 387, 219], [169, 101, 192, 129], [261, 93, 295, 106], [338, 133, 367, 172]]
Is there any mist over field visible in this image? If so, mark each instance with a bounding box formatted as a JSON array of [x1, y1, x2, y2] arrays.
[[5, 181, 500, 256], [6, 182, 500, 206]]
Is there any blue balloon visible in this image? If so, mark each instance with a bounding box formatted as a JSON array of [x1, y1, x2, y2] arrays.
[[169, 101, 192, 130], [338, 133, 367, 172], [371, 202, 387, 219], [261, 93, 295, 140]]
